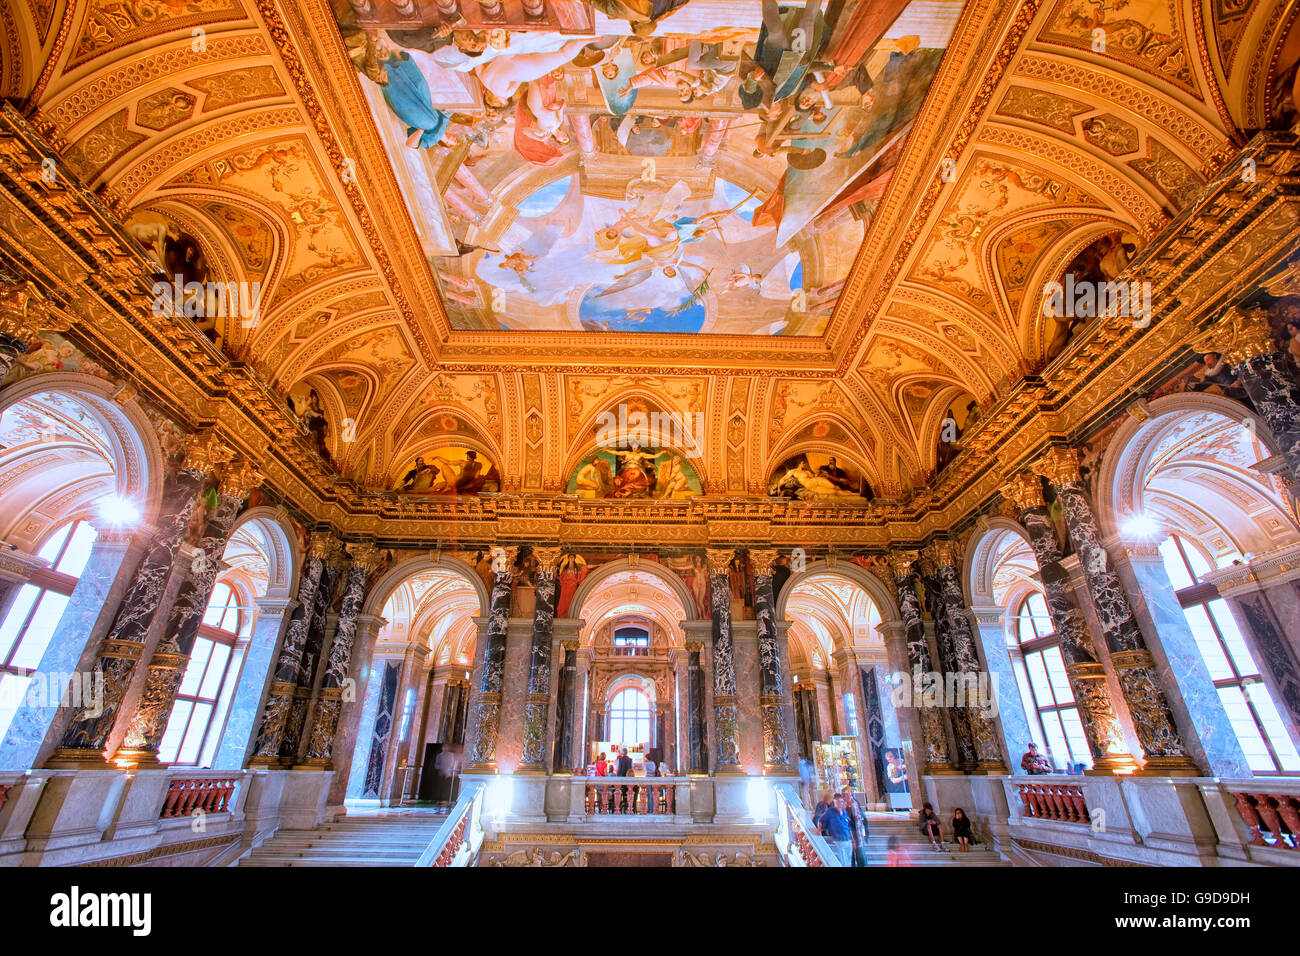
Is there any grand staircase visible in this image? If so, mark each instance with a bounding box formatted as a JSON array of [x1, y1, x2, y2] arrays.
[[858, 812, 1010, 866], [237, 812, 448, 867]]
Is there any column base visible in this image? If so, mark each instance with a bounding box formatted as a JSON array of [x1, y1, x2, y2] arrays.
[[247, 755, 288, 769], [1087, 753, 1142, 775], [462, 762, 497, 774], [763, 763, 799, 776], [926, 762, 964, 775], [1134, 755, 1203, 777], [515, 763, 548, 775], [713, 764, 746, 775], [292, 758, 333, 770], [111, 749, 163, 770], [971, 761, 1009, 775], [43, 748, 113, 769]]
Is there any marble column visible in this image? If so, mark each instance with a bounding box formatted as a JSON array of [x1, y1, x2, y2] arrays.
[[750, 549, 794, 773], [327, 613, 387, 809], [465, 546, 516, 772], [1034, 447, 1200, 773], [284, 561, 345, 762], [249, 532, 334, 765], [887, 551, 954, 773], [50, 435, 220, 762], [114, 458, 261, 766], [686, 642, 708, 774], [925, 540, 1007, 771], [1106, 535, 1253, 777], [877, 621, 925, 802], [552, 641, 578, 773], [1001, 473, 1138, 773], [706, 548, 740, 772], [1197, 305, 1300, 488], [211, 593, 295, 769], [519, 546, 561, 772], [303, 544, 382, 765]]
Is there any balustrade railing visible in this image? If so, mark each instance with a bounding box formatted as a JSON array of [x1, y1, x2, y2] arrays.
[[582, 776, 683, 816], [1228, 788, 1300, 851], [418, 780, 485, 867], [773, 783, 840, 866], [159, 775, 238, 818], [1015, 779, 1089, 824]]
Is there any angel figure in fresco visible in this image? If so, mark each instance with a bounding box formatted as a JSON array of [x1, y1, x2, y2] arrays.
[[498, 251, 538, 280]]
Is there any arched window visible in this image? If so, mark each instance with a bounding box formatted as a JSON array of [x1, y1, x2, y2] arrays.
[[608, 687, 651, 746], [157, 580, 250, 767], [613, 625, 649, 656], [1009, 589, 1092, 771], [0, 518, 98, 742], [1159, 534, 1300, 773]]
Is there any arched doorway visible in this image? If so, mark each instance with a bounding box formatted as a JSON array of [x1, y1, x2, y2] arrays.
[[346, 559, 484, 806]]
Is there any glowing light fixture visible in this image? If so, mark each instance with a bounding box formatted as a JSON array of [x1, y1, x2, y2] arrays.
[[97, 494, 140, 528], [1121, 513, 1159, 540]]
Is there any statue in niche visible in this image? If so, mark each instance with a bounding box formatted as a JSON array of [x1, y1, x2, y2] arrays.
[[556, 551, 588, 618], [288, 384, 332, 462]]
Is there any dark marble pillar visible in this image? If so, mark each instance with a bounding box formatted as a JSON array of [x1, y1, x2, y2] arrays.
[[687, 642, 707, 774], [1035, 447, 1200, 773], [1002, 473, 1139, 772], [51, 438, 218, 761], [519, 546, 561, 772], [282, 561, 344, 762], [250, 532, 334, 765], [793, 685, 813, 759], [465, 546, 516, 771], [887, 552, 954, 772], [552, 643, 578, 772], [1200, 305, 1300, 487], [750, 549, 793, 773], [925, 541, 1008, 771], [113, 459, 260, 766], [303, 545, 382, 764], [706, 548, 740, 772]]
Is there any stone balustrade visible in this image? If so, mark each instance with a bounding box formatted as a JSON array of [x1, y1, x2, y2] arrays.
[[418, 781, 485, 867], [1227, 788, 1299, 851], [1015, 780, 1090, 824], [160, 775, 239, 818], [583, 777, 683, 816]]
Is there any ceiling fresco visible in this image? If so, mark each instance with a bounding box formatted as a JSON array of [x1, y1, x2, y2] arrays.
[[0, 0, 1286, 500], [330, 0, 963, 335]]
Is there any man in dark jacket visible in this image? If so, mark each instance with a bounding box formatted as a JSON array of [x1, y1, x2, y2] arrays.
[[616, 748, 633, 812]]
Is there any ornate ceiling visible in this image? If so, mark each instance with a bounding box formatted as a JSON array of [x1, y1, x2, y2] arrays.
[[0, 0, 1294, 503]]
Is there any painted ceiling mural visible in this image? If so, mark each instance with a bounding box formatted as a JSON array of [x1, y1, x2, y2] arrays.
[[0, 0, 1283, 498], [331, 0, 962, 336]]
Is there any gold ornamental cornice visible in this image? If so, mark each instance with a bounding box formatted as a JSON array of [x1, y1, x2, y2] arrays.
[[1191, 304, 1277, 365], [1034, 447, 1083, 487], [0, 280, 66, 341], [1000, 472, 1046, 511], [704, 548, 733, 576]]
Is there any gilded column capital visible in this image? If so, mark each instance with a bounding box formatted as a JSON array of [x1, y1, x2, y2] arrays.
[[1001, 472, 1046, 510], [347, 542, 383, 573], [887, 550, 919, 579], [705, 548, 733, 575], [1034, 446, 1083, 486], [532, 545, 563, 574], [749, 548, 778, 576], [182, 430, 235, 475], [560, 640, 579, 653], [490, 545, 518, 573], [219, 458, 262, 500], [924, 539, 958, 569], [685, 641, 704, 654], [308, 531, 336, 560], [1192, 304, 1277, 365]]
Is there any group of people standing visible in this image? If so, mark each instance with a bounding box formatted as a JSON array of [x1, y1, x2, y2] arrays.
[[812, 787, 869, 867]]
